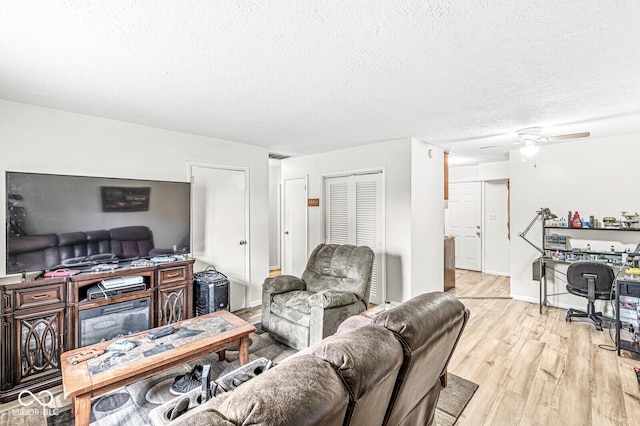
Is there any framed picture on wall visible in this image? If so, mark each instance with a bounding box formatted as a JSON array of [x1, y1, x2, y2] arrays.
[[101, 186, 150, 212]]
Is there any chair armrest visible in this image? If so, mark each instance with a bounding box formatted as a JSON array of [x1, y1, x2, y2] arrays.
[[309, 290, 359, 309], [262, 275, 306, 295]]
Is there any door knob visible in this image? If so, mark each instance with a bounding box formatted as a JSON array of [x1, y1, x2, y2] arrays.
[[284, 231, 289, 235], [239, 240, 247, 245], [476, 232, 481, 237], [476, 225, 481, 229]]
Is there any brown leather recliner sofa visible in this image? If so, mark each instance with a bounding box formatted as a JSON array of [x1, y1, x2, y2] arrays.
[[7, 225, 170, 273], [152, 291, 469, 426]]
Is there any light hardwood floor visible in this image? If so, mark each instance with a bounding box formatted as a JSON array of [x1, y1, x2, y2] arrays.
[[3, 270, 637, 424], [250, 268, 640, 425], [448, 269, 640, 426]]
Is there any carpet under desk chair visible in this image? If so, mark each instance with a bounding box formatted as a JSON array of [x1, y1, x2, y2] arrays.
[[565, 261, 615, 331]]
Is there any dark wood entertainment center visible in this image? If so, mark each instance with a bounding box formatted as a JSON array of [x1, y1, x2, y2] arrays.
[[0, 259, 194, 402]]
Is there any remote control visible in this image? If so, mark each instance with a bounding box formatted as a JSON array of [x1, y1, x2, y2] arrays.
[[106, 339, 136, 352], [148, 326, 175, 340], [201, 365, 212, 403]]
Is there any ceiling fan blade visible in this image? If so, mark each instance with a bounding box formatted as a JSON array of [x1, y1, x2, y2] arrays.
[[546, 132, 590, 141], [479, 145, 500, 150]]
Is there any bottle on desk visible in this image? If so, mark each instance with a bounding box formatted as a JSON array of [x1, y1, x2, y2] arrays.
[[571, 212, 582, 228]]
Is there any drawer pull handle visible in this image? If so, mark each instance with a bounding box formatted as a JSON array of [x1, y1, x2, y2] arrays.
[[166, 272, 181, 278], [31, 294, 51, 300]]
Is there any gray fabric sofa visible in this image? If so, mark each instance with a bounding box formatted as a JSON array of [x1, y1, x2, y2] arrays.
[[152, 291, 469, 426], [261, 243, 375, 350]]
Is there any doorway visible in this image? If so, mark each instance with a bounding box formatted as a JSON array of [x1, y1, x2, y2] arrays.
[[282, 177, 308, 276], [446, 182, 482, 271], [483, 179, 510, 276], [189, 164, 250, 311]]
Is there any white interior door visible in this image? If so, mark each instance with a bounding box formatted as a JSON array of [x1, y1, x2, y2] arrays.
[[324, 172, 384, 305], [190, 165, 249, 311], [282, 177, 307, 276], [446, 182, 481, 271], [483, 180, 510, 275]]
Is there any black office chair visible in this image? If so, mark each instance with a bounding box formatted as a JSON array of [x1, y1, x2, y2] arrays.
[[565, 261, 615, 331]]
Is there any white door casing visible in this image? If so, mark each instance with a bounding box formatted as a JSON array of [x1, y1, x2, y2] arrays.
[[446, 182, 482, 271], [282, 177, 307, 276], [324, 171, 385, 305], [189, 163, 250, 311]]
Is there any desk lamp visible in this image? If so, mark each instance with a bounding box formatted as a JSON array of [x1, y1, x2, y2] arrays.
[[519, 207, 557, 254]]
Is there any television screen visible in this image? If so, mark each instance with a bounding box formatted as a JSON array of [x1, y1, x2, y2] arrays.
[[6, 172, 191, 275]]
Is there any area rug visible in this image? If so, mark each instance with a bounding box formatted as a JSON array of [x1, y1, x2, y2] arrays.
[[44, 326, 295, 426], [434, 374, 479, 426], [18, 325, 477, 426]]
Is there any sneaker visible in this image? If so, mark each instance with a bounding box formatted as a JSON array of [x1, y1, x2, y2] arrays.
[[170, 365, 203, 396]]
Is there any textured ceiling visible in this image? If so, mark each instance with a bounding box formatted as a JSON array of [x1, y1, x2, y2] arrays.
[[2, 1, 640, 165]]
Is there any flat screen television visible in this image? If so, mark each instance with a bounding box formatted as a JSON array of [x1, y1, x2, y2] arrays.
[[6, 172, 191, 275]]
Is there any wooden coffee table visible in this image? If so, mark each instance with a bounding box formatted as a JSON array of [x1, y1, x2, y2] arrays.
[[61, 310, 255, 426]]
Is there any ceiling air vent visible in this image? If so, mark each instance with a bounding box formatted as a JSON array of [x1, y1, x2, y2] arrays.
[[269, 152, 291, 160]]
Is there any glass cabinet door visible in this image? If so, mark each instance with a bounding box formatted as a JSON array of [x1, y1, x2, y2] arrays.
[[159, 285, 186, 326], [16, 307, 64, 384]]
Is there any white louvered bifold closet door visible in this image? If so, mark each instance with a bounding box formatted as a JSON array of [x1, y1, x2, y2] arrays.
[[327, 178, 350, 244], [324, 172, 383, 305]]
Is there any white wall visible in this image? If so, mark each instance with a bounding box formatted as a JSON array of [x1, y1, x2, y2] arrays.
[[281, 138, 444, 302], [479, 161, 509, 181], [510, 133, 640, 311], [282, 138, 411, 302], [449, 161, 509, 183], [0, 100, 270, 306], [449, 164, 479, 183], [410, 139, 445, 296]]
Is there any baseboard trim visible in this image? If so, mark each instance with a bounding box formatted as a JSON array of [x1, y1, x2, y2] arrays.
[[483, 269, 510, 277], [248, 299, 262, 308], [510, 294, 608, 313]]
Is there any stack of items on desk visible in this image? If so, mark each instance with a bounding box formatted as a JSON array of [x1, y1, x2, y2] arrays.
[[619, 296, 640, 341], [547, 211, 640, 229], [621, 212, 640, 229]]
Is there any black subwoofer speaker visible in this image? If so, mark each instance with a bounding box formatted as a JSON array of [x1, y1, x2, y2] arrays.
[[194, 268, 230, 316]]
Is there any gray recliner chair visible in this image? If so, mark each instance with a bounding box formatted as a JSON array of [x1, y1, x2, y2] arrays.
[[261, 243, 374, 350]]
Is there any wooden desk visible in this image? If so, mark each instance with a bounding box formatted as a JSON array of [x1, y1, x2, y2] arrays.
[[61, 310, 255, 426]]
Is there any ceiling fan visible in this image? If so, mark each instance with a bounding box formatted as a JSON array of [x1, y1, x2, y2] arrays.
[[481, 127, 590, 157], [516, 127, 590, 158]]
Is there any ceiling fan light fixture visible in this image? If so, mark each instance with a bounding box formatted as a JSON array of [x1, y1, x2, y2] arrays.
[[520, 140, 539, 158], [517, 127, 542, 139]]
